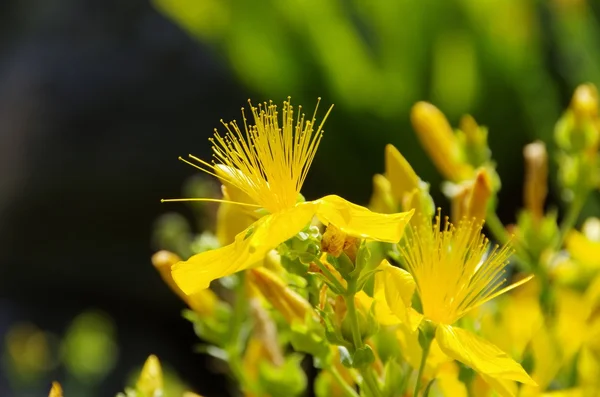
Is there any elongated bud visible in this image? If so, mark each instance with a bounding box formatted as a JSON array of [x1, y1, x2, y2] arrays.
[[411, 102, 473, 181], [385, 144, 420, 202], [152, 250, 188, 302], [136, 355, 163, 397], [245, 298, 284, 371], [459, 114, 491, 167], [249, 267, 315, 325], [49, 382, 63, 397], [152, 250, 217, 316], [448, 168, 492, 222], [523, 141, 548, 221], [467, 169, 493, 221], [369, 174, 395, 214]]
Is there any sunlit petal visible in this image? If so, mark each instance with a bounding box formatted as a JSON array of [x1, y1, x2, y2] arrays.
[[316, 195, 413, 242], [436, 325, 536, 388], [173, 202, 318, 294]]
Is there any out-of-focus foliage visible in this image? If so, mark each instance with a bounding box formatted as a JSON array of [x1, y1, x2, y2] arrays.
[[3, 310, 118, 396], [155, 0, 600, 214]]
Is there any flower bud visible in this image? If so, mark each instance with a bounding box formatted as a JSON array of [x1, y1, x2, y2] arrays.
[[369, 174, 395, 214], [151, 250, 188, 302], [136, 355, 163, 397], [411, 102, 473, 182], [48, 382, 63, 397], [572, 83, 598, 122], [523, 141, 548, 222], [447, 168, 493, 223], [152, 250, 218, 316], [385, 144, 420, 202], [249, 267, 315, 325]]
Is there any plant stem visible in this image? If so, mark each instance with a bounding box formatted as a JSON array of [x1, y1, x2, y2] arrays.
[[313, 256, 347, 294], [344, 279, 381, 397], [226, 273, 247, 391], [330, 366, 360, 397], [485, 210, 510, 245], [413, 337, 432, 397], [555, 193, 586, 250]]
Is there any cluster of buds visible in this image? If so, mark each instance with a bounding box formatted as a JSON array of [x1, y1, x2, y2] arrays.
[[409, 101, 499, 224], [555, 83, 600, 199]]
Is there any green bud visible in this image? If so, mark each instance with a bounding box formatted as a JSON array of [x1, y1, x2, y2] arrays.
[[352, 345, 375, 369]]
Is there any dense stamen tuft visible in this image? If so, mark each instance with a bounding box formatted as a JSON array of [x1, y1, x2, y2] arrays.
[[170, 98, 332, 213], [400, 212, 530, 325]]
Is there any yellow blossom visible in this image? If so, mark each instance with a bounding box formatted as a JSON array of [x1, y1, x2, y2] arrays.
[[167, 99, 413, 294], [411, 102, 474, 182], [382, 214, 536, 396], [48, 382, 63, 397]]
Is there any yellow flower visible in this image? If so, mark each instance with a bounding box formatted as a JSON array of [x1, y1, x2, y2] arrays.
[[168, 99, 414, 295], [382, 214, 536, 396], [411, 102, 474, 182], [48, 382, 63, 397], [565, 218, 600, 269]]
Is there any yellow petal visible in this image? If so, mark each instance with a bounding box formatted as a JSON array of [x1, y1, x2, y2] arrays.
[[381, 260, 416, 318], [49, 382, 63, 397], [396, 325, 451, 378], [435, 325, 536, 389], [437, 364, 468, 397], [355, 291, 400, 326], [187, 289, 219, 317], [136, 355, 163, 397], [384, 144, 419, 202], [566, 230, 600, 269], [478, 374, 519, 397], [173, 202, 318, 294], [316, 195, 413, 243], [215, 165, 256, 205], [216, 199, 256, 246], [215, 165, 259, 245]]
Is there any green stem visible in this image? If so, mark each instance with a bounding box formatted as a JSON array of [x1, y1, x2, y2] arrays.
[[486, 209, 538, 272], [344, 280, 381, 397], [485, 210, 510, 245], [555, 193, 586, 250], [413, 337, 432, 397], [330, 366, 360, 397], [313, 257, 347, 294], [226, 273, 247, 390]]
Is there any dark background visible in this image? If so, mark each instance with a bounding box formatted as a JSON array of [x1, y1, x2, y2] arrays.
[[1, 0, 599, 396]]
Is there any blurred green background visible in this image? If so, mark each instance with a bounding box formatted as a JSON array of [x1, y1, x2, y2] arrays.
[[0, 0, 599, 395]]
